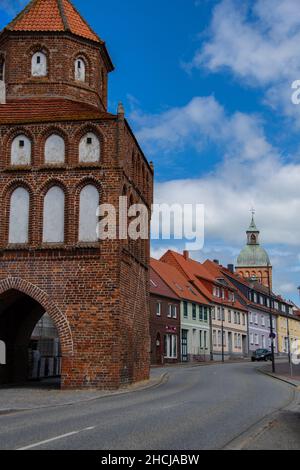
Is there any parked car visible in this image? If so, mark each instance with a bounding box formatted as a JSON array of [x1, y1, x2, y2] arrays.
[[251, 349, 272, 362]]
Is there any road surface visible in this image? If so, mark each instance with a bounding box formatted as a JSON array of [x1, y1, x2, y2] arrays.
[[0, 362, 298, 450]]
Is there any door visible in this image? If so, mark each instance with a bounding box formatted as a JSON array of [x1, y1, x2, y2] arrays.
[[181, 329, 188, 362]]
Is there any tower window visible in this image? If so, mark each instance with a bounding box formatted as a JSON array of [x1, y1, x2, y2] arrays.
[[0, 58, 4, 81], [19, 140, 25, 148], [31, 51, 47, 77], [87, 137, 92, 145], [75, 58, 86, 82]]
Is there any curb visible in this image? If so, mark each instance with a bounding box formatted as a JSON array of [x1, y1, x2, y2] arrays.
[[258, 367, 300, 388], [223, 374, 298, 450], [0, 372, 169, 414]]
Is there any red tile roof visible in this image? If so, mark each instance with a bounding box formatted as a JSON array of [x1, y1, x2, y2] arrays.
[[5, 0, 101, 43], [0, 99, 116, 125], [150, 267, 180, 301], [160, 251, 247, 311], [151, 258, 210, 305]]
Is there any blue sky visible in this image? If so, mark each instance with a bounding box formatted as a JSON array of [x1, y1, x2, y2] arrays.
[[1, 0, 300, 302]]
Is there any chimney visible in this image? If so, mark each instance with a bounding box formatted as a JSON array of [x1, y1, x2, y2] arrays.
[[213, 259, 219, 265], [227, 264, 234, 273], [183, 250, 189, 260]]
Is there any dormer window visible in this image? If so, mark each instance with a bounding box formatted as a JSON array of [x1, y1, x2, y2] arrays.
[[75, 58, 86, 82], [31, 51, 47, 77]]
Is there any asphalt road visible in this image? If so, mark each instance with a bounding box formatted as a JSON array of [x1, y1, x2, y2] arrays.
[[0, 362, 297, 450]]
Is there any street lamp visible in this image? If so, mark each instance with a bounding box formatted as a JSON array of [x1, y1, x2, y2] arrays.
[[267, 263, 276, 374], [221, 307, 225, 363]]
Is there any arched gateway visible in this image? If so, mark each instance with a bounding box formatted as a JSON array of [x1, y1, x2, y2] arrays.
[[0, 278, 73, 386], [0, 0, 153, 389]]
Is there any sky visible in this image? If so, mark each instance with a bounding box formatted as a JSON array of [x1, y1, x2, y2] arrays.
[[1, 0, 300, 302]]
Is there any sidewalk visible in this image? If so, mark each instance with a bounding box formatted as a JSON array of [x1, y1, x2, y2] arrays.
[[261, 361, 300, 387], [0, 369, 167, 413]]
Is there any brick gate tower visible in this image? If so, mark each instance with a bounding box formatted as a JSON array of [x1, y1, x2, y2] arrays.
[[0, 0, 153, 389]]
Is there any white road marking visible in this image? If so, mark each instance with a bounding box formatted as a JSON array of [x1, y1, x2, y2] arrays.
[[17, 426, 96, 450]]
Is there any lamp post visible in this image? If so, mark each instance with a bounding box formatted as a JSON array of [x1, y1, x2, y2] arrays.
[[221, 307, 225, 363], [267, 263, 276, 374]]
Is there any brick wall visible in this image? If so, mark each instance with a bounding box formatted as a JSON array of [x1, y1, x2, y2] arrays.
[[0, 30, 154, 389]]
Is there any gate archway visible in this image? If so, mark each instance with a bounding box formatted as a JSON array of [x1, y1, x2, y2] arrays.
[[0, 278, 73, 385]]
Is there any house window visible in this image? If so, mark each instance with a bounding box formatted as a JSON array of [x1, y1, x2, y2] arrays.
[[262, 335, 266, 348], [212, 308, 216, 320], [9, 187, 30, 244], [164, 334, 177, 359], [172, 305, 177, 319], [218, 331, 222, 347], [203, 307, 208, 322], [156, 302, 161, 317], [199, 306, 204, 321], [261, 315, 265, 327], [213, 330, 217, 347], [168, 305, 172, 318], [192, 304, 196, 320], [250, 333, 254, 345], [183, 301, 188, 319], [204, 331, 208, 349], [228, 310, 232, 323], [255, 334, 259, 346]]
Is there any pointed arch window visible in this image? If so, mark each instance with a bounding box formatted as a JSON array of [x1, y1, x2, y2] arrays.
[[45, 134, 65, 164], [43, 186, 65, 243], [79, 185, 99, 242], [11, 135, 31, 165], [79, 133, 100, 163], [75, 58, 86, 82], [31, 52, 47, 77], [9, 187, 30, 244]]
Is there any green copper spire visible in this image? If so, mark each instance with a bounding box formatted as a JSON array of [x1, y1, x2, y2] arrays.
[[236, 212, 271, 267]]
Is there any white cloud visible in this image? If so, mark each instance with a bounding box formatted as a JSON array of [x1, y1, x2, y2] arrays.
[[130, 95, 300, 249], [186, 0, 300, 125], [133, 95, 274, 163], [189, 0, 300, 85]]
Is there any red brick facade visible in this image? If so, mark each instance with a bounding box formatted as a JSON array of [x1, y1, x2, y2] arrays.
[[0, 0, 153, 389], [150, 266, 180, 365]]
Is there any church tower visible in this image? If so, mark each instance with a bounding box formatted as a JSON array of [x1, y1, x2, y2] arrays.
[[0, 0, 153, 389], [236, 213, 272, 289]]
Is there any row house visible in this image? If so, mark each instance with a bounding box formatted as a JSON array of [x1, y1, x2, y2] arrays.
[[149, 263, 181, 365], [222, 266, 299, 356], [151, 258, 211, 363], [160, 251, 248, 360]]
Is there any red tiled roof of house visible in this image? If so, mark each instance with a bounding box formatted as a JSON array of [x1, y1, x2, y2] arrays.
[[160, 251, 247, 311], [150, 266, 180, 301], [150, 258, 210, 305], [5, 0, 101, 44], [0, 99, 116, 124]]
